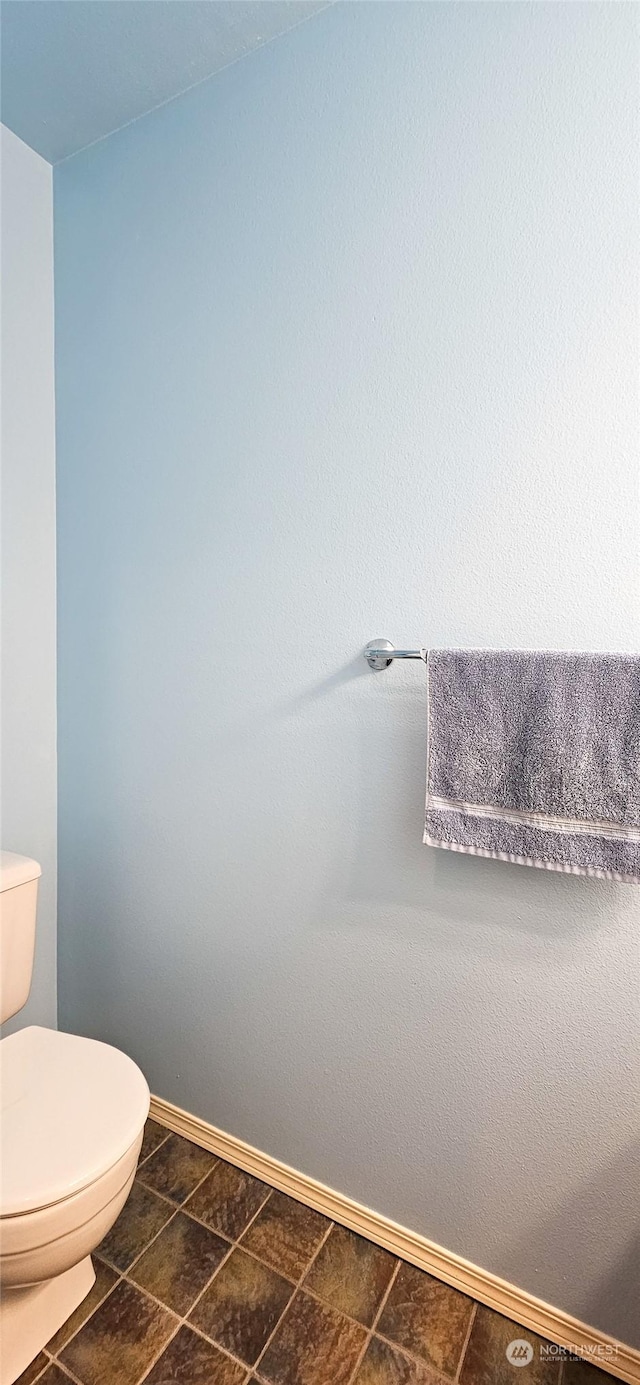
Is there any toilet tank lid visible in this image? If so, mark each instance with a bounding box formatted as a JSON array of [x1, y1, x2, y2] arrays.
[[0, 853, 42, 891]]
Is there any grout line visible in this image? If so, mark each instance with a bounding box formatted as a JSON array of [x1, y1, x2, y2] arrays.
[[296, 1217, 336, 1281], [248, 1218, 337, 1383], [20, 1360, 52, 1385], [137, 1135, 171, 1168], [48, 1356, 90, 1385], [118, 1149, 227, 1275], [52, 1175, 199, 1363], [165, 1237, 238, 1317], [24, 1127, 324, 1385], [227, 1247, 468, 1385], [294, 1219, 338, 1293], [47, 1274, 124, 1361], [137, 1130, 171, 1168], [372, 1323, 466, 1382], [129, 1125, 278, 1384], [130, 1315, 184, 1385], [57, 1365, 86, 1385], [454, 1299, 478, 1382], [136, 1148, 221, 1206], [46, 1252, 139, 1355], [44, 1122, 542, 1385], [66, 1208, 463, 1385], [171, 1181, 274, 1248], [343, 1256, 403, 1385], [114, 1133, 226, 1384], [52, 1165, 278, 1379], [125, 1249, 253, 1383], [99, 1204, 180, 1276], [49, 1244, 468, 1385], [229, 1186, 276, 1242], [147, 1118, 637, 1383], [118, 1182, 284, 1384], [166, 1218, 457, 1385], [166, 1209, 334, 1375], [178, 1316, 255, 1376], [131, 1180, 179, 1207]]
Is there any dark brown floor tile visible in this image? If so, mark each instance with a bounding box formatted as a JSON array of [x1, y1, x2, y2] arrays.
[[47, 1257, 119, 1352], [189, 1247, 293, 1367], [138, 1132, 217, 1203], [185, 1160, 271, 1240], [303, 1224, 397, 1327], [459, 1306, 561, 1385], [143, 1325, 247, 1384], [60, 1279, 177, 1385], [556, 1357, 612, 1382], [259, 1289, 367, 1385], [239, 1191, 330, 1281], [353, 1335, 443, 1385], [130, 1211, 230, 1315], [378, 1263, 474, 1377], [140, 1117, 170, 1164], [14, 1355, 49, 1385], [96, 1180, 174, 1271], [33, 1369, 77, 1385]]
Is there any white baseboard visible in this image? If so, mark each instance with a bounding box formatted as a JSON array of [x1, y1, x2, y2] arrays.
[[149, 1094, 640, 1385]]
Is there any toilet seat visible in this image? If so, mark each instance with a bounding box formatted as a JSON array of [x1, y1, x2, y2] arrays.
[[0, 1026, 150, 1217], [0, 1137, 141, 1281]]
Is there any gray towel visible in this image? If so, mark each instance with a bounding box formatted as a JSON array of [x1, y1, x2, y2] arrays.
[[424, 650, 640, 883]]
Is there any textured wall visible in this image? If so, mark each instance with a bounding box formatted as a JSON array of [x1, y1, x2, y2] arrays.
[[55, 3, 640, 1345], [1, 0, 329, 162], [1, 124, 57, 1032]]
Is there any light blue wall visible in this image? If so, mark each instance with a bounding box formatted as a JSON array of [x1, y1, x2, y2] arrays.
[[55, 2, 640, 1344], [1, 124, 57, 1033], [1, 0, 329, 162]]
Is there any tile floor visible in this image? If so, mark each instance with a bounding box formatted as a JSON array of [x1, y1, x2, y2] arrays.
[[19, 1118, 614, 1385]]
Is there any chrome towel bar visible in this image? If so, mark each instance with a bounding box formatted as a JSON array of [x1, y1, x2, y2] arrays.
[[364, 640, 427, 671]]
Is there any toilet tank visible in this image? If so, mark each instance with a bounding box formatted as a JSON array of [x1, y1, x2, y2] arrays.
[[0, 853, 42, 1024]]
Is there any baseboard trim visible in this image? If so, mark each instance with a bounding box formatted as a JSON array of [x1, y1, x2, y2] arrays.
[[150, 1094, 639, 1385]]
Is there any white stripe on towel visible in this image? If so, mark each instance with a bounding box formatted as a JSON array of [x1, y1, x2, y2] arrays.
[[422, 835, 640, 884], [427, 795, 640, 844]]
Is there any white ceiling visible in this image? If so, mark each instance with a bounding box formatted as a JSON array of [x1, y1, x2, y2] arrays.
[[1, 1, 331, 163]]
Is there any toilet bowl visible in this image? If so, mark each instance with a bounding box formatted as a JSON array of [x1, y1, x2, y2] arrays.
[[0, 1025, 149, 1384], [0, 852, 151, 1383]]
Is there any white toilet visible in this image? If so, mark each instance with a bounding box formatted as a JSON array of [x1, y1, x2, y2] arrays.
[[0, 853, 150, 1385]]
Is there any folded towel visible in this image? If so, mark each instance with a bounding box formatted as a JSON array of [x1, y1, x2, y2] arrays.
[[424, 650, 640, 883]]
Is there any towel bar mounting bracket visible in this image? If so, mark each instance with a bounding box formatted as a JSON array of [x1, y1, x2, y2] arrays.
[[364, 640, 427, 671]]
